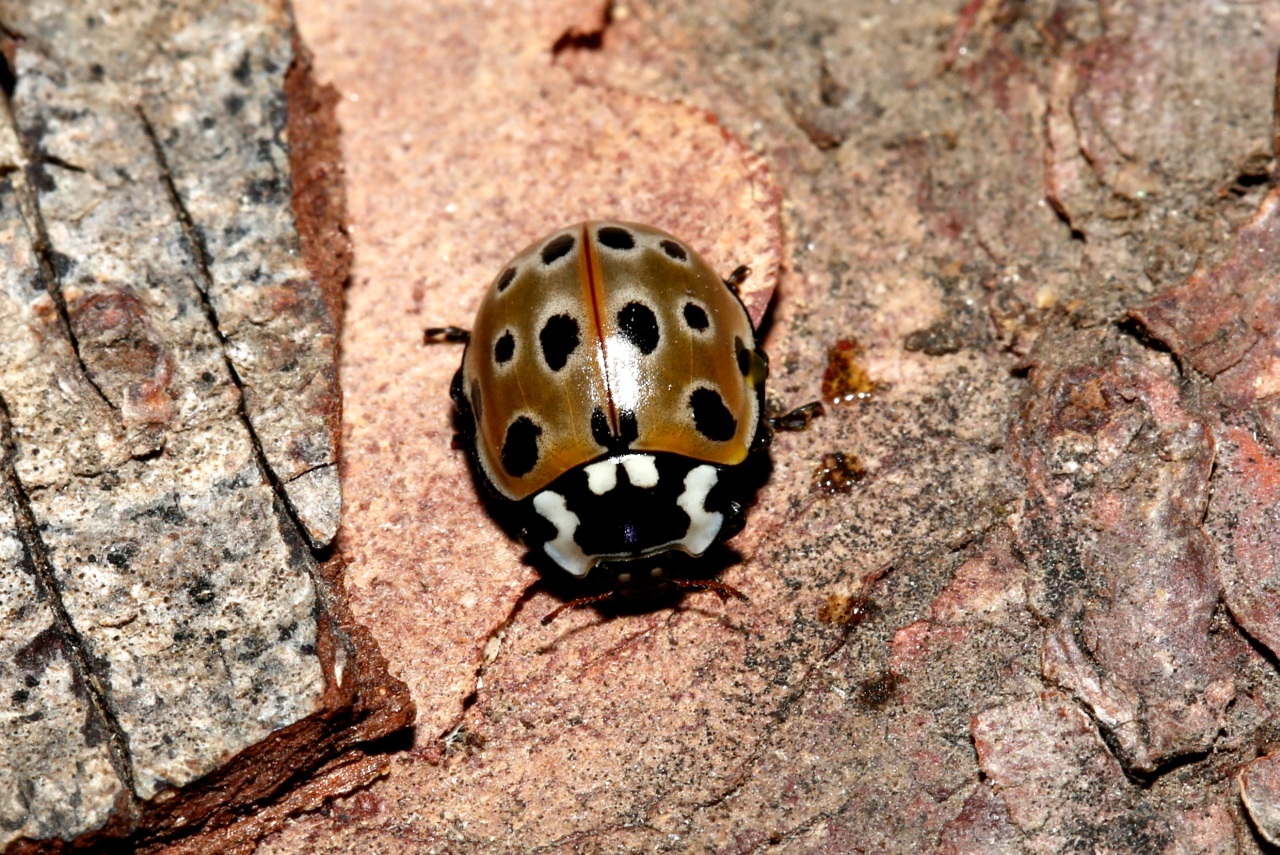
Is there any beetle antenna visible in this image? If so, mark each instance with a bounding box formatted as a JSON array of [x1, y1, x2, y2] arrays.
[[424, 326, 471, 345], [541, 591, 617, 625]]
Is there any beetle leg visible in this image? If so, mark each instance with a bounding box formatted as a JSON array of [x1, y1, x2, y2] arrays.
[[768, 401, 825, 432], [722, 264, 751, 295], [668, 577, 749, 602], [540, 591, 617, 625], [423, 326, 471, 344]]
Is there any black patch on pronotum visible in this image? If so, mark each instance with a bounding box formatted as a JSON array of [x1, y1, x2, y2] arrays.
[[660, 239, 687, 261], [690, 387, 737, 441], [617, 302, 660, 354], [502, 416, 542, 477], [494, 331, 515, 364], [683, 302, 709, 331], [541, 234, 575, 264], [597, 226, 635, 250], [540, 314, 580, 371], [496, 267, 517, 292], [735, 336, 752, 375]]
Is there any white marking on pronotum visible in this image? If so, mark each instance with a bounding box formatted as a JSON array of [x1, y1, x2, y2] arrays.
[[584, 459, 619, 495], [620, 454, 659, 488], [676, 465, 723, 556], [533, 491, 593, 577]]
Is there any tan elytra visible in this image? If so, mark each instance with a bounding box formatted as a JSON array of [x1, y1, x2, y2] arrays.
[[461, 221, 765, 501]]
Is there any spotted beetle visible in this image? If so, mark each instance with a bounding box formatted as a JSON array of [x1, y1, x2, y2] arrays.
[[426, 221, 820, 619]]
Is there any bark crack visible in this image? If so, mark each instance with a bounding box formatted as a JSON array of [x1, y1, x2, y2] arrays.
[[135, 105, 324, 556], [0, 394, 140, 810], [0, 91, 118, 414]]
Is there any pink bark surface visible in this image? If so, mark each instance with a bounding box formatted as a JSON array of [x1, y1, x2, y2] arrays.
[[251, 0, 1280, 851]]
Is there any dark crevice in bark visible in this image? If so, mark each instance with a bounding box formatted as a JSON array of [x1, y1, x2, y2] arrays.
[[0, 93, 118, 415], [0, 395, 141, 811], [1046, 194, 1086, 242], [1114, 315, 1183, 379], [0, 46, 14, 98], [137, 104, 334, 587], [38, 152, 85, 173]]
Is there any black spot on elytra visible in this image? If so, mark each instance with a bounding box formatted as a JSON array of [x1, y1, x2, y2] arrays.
[[540, 314, 580, 371], [690, 387, 737, 441], [617, 409, 639, 446], [683, 302, 709, 331], [736, 337, 752, 375], [494, 331, 515, 364], [591, 406, 638, 451], [617, 302, 660, 354], [597, 226, 635, 250], [502, 417, 542, 477], [541, 234, 575, 265], [496, 267, 517, 292], [591, 407, 611, 448], [660, 239, 688, 261]]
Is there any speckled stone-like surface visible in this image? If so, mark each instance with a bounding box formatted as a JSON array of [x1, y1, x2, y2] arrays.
[[7, 0, 343, 548], [0, 0, 328, 806], [0, 437, 126, 846], [0, 1, 410, 851]]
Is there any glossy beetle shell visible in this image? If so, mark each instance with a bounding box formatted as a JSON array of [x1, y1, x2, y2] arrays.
[[459, 221, 765, 503]]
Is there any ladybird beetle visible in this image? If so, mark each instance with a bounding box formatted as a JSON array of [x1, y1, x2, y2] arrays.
[[427, 221, 819, 606]]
